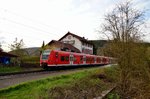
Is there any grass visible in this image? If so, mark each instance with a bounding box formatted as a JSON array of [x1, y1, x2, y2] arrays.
[[0, 66, 118, 99], [107, 92, 120, 99], [0, 66, 42, 73], [0, 56, 40, 74], [0, 66, 22, 73]]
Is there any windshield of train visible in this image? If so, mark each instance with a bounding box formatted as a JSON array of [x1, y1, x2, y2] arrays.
[[42, 50, 51, 60]]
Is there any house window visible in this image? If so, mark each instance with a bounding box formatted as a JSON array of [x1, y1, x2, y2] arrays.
[[68, 35, 71, 39], [82, 48, 85, 53]]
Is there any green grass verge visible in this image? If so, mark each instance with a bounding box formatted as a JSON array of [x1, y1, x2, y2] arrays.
[[0, 66, 117, 99], [0, 66, 22, 73], [0, 66, 42, 73]]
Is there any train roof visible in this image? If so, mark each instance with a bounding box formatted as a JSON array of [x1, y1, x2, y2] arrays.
[[52, 50, 84, 55], [51, 50, 107, 57]]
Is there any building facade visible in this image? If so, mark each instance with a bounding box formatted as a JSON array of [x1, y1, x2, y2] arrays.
[[59, 32, 93, 54], [0, 51, 18, 65], [46, 40, 81, 53]]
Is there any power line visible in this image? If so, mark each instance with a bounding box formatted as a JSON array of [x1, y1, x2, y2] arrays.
[[0, 8, 65, 38], [0, 17, 60, 37], [0, 29, 51, 45], [0, 8, 66, 33]]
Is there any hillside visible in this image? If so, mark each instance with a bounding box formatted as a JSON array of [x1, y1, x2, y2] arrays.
[[9, 47, 40, 57], [89, 40, 150, 55], [23, 47, 40, 56], [89, 40, 108, 55]]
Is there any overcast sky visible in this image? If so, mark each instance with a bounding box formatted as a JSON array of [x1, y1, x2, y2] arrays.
[[0, 0, 150, 51]]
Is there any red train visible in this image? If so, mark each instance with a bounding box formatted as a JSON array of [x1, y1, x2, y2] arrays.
[[40, 50, 114, 69]]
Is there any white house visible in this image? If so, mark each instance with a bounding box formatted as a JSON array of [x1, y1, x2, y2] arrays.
[[59, 32, 93, 54]]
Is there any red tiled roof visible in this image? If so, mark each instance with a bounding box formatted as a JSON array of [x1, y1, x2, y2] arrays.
[[48, 40, 81, 53], [58, 32, 93, 45]]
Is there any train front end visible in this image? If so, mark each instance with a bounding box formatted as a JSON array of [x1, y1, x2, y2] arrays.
[[40, 49, 51, 69]]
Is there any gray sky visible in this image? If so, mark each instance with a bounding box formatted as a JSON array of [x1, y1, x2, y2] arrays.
[[0, 0, 150, 51]]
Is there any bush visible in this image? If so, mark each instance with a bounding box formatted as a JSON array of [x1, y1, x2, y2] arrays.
[[22, 56, 40, 63]]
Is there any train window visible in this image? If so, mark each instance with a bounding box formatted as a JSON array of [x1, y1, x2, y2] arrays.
[[42, 55, 49, 60], [89, 58, 91, 62], [92, 58, 94, 62], [61, 56, 69, 61], [87, 58, 89, 62], [42, 49, 50, 60], [80, 56, 83, 61], [65, 56, 69, 61], [83, 56, 86, 61], [86, 57, 90, 62], [61, 56, 65, 61], [100, 58, 102, 62], [74, 57, 77, 62], [94, 57, 96, 62], [43, 49, 50, 54], [91, 58, 93, 62], [103, 58, 106, 62], [97, 58, 101, 63], [56, 52, 58, 57]]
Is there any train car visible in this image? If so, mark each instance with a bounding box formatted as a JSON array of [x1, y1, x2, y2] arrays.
[[40, 49, 112, 69]]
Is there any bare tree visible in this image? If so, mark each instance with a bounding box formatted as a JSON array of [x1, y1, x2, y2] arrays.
[[9, 38, 25, 65], [100, 1, 150, 98], [102, 1, 144, 42], [9, 38, 25, 55]]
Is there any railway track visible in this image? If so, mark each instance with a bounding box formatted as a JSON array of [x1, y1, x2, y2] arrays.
[[0, 70, 49, 80], [0, 70, 45, 76], [0, 67, 79, 80], [0, 65, 109, 80], [0, 65, 109, 89]]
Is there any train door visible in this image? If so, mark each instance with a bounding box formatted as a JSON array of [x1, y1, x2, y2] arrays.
[[83, 55, 86, 64], [55, 52, 58, 65], [94, 57, 97, 64], [69, 54, 74, 65]]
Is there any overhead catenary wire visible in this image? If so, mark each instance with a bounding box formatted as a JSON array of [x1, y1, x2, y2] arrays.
[[0, 8, 65, 39], [0, 8, 66, 36], [0, 29, 51, 45], [0, 16, 61, 50], [0, 17, 60, 37], [0, 21, 53, 41], [2, 8, 65, 32]]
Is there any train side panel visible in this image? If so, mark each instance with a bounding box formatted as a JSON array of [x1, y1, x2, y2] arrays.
[[40, 50, 114, 68]]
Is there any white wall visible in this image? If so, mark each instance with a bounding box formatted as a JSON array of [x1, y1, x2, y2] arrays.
[[60, 34, 93, 54], [60, 35, 82, 51], [81, 44, 93, 54]]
